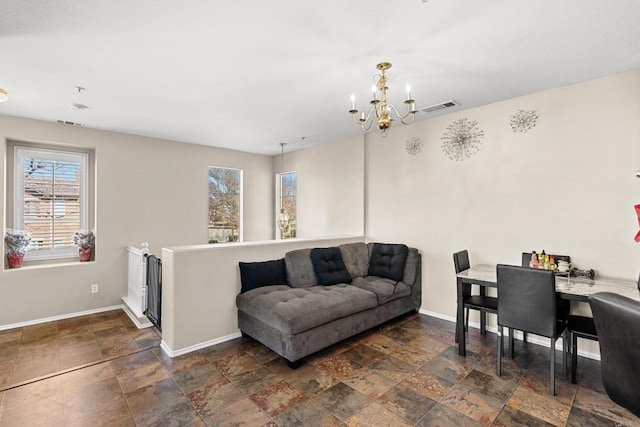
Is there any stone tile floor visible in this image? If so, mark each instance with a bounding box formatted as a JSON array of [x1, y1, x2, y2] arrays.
[[0, 309, 638, 426]]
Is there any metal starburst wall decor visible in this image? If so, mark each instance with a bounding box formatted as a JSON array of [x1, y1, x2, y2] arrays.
[[406, 137, 422, 156], [510, 109, 537, 133], [441, 118, 484, 161]]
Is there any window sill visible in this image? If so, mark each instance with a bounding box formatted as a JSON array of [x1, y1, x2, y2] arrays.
[[3, 260, 95, 272]]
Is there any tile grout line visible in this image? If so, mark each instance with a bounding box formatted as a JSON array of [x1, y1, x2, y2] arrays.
[[0, 344, 161, 393]]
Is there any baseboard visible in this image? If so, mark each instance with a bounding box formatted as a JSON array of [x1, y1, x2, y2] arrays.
[[160, 331, 243, 358], [120, 298, 153, 329], [0, 305, 124, 331], [417, 308, 600, 361]]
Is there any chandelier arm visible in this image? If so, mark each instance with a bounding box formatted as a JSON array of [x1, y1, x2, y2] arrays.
[[352, 106, 376, 126], [387, 104, 413, 120], [399, 114, 416, 125]]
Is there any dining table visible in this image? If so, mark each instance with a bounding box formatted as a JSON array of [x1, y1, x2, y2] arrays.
[[455, 264, 640, 356]]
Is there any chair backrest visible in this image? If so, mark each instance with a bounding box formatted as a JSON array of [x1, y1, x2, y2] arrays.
[[453, 250, 470, 274], [521, 252, 570, 267], [497, 264, 558, 337], [589, 292, 640, 417]]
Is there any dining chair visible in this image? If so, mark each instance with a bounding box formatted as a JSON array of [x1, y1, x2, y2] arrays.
[[589, 292, 640, 417], [519, 252, 571, 345], [453, 250, 497, 341], [567, 314, 598, 384], [496, 264, 569, 396]]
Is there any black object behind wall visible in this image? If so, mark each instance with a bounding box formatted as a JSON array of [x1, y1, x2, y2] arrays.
[[144, 254, 162, 330]]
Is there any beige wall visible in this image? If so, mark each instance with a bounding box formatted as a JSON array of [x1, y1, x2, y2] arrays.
[[1, 115, 274, 326], [365, 69, 640, 355], [273, 135, 365, 239]]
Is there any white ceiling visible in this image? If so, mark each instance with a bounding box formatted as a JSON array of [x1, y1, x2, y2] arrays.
[[1, 0, 639, 155]]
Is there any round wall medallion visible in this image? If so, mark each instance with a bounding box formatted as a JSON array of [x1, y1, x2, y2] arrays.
[[406, 137, 422, 156], [441, 118, 484, 161], [510, 109, 537, 133]]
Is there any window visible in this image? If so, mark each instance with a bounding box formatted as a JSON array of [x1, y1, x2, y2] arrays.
[[277, 171, 296, 239], [208, 167, 242, 243], [14, 147, 89, 260]]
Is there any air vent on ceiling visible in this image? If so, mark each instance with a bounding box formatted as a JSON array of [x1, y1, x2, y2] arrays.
[[418, 99, 460, 113], [56, 120, 84, 127]]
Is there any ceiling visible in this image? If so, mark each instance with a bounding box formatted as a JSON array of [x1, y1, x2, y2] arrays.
[[1, 0, 639, 155]]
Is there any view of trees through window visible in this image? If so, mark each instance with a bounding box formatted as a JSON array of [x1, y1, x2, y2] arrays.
[[208, 167, 241, 243], [280, 171, 296, 239]]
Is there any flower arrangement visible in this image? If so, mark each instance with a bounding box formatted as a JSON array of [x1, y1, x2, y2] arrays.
[[4, 229, 31, 255], [73, 230, 95, 250], [4, 229, 31, 268]]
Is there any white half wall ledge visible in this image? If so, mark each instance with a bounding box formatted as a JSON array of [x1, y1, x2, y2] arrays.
[[160, 235, 365, 354]]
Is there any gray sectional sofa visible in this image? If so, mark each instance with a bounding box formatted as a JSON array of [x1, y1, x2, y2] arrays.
[[236, 242, 421, 367]]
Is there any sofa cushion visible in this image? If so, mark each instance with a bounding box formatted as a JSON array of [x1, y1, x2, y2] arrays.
[[339, 242, 369, 278], [310, 247, 352, 286], [236, 284, 378, 334], [238, 259, 288, 293], [367, 243, 409, 282], [351, 276, 412, 305], [285, 248, 318, 288], [402, 248, 420, 285]]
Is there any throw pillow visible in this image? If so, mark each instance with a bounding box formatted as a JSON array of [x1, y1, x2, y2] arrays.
[[367, 243, 409, 282], [310, 247, 352, 286], [238, 258, 287, 293]]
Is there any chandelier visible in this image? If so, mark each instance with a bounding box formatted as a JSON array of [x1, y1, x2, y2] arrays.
[[349, 62, 418, 135]]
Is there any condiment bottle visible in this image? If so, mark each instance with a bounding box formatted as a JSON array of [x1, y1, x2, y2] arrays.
[[544, 255, 550, 270], [530, 251, 538, 268], [549, 255, 556, 270]]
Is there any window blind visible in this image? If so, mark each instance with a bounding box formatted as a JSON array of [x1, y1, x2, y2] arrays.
[[22, 157, 82, 251]]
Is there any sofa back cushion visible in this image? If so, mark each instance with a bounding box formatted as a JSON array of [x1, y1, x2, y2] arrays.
[[367, 243, 409, 282], [238, 259, 288, 293], [285, 248, 318, 288], [339, 242, 369, 278], [310, 247, 352, 286], [402, 248, 420, 285]]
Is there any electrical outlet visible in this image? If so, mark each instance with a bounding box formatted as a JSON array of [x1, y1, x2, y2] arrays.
[[91, 284, 99, 293]]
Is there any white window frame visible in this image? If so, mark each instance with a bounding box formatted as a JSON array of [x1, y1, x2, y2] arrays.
[[14, 147, 89, 260], [275, 170, 296, 240], [208, 166, 243, 243]]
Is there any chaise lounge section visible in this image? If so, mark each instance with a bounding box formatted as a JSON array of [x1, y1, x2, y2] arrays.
[[236, 242, 421, 366]]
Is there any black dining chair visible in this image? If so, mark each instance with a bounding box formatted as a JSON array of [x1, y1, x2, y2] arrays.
[[520, 252, 571, 344], [589, 292, 640, 418], [453, 250, 497, 341], [567, 314, 598, 384], [496, 264, 569, 396]]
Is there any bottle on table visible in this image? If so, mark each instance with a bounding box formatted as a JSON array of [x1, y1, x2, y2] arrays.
[[549, 255, 556, 271], [530, 251, 538, 268], [544, 255, 550, 270]]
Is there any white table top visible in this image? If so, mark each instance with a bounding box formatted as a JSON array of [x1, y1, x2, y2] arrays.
[[457, 264, 640, 302]]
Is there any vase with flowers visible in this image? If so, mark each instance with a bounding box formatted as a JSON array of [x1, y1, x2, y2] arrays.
[[73, 230, 95, 262], [4, 230, 31, 268]]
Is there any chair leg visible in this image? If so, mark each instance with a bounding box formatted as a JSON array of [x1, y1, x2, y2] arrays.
[[571, 332, 578, 384], [465, 308, 469, 332], [523, 331, 528, 343], [563, 330, 568, 377], [550, 338, 556, 396], [509, 328, 515, 358], [497, 326, 503, 376]]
